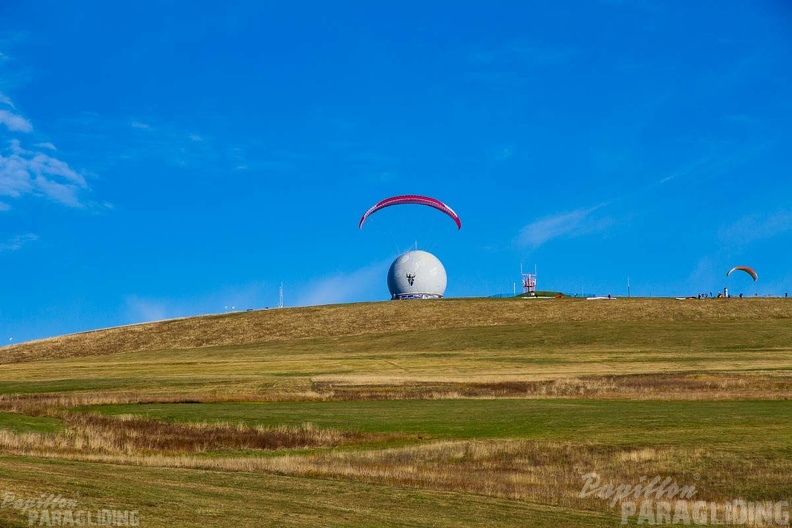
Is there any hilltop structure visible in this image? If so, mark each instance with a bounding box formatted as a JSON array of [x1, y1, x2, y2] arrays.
[[387, 250, 447, 300]]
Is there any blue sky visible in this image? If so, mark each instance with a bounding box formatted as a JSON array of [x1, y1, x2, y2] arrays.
[[1, 1, 791, 342]]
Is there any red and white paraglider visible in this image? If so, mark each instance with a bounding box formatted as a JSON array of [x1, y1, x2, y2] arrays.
[[726, 266, 758, 282], [358, 195, 461, 230], [359, 194, 460, 300]]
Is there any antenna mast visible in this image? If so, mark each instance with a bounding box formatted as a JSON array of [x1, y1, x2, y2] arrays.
[[278, 282, 284, 309], [521, 263, 537, 296]]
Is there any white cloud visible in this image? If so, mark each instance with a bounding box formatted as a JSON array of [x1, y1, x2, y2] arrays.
[[0, 63, 92, 210], [123, 283, 276, 324], [0, 139, 88, 207], [0, 109, 33, 132], [685, 257, 719, 291], [124, 296, 170, 323], [517, 204, 612, 248], [0, 92, 15, 108], [130, 121, 151, 129], [292, 261, 389, 307], [0, 233, 38, 252], [719, 210, 792, 246], [654, 155, 719, 186]]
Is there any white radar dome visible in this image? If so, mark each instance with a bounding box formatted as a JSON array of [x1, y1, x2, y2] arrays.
[[387, 250, 447, 300]]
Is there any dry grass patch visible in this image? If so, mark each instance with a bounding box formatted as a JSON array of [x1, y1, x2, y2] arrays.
[[0, 456, 619, 528], [256, 439, 792, 511], [0, 413, 374, 457], [312, 372, 792, 400], [3, 438, 788, 519], [2, 372, 789, 422], [3, 298, 790, 364], [0, 391, 335, 417]]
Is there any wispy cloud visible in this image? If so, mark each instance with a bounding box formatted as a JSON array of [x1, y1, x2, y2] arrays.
[[0, 139, 88, 208], [292, 261, 389, 307], [517, 204, 611, 248], [124, 296, 170, 323], [0, 233, 38, 252], [685, 257, 720, 291], [76, 115, 246, 171], [719, 210, 792, 246], [0, 109, 32, 132], [123, 283, 276, 324], [0, 92, 15, 108], [653, 154, 731, 187], [0, 89, 91, 210], [517, 144, 759, 251]]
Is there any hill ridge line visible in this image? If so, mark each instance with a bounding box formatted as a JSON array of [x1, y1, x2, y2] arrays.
[[2, 298, 790, 364]]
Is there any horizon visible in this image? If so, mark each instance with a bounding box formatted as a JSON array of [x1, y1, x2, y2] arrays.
[[1, 1, 791, 342], [3, 294, 785, 347]]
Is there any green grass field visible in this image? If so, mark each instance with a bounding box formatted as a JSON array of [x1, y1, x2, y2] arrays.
[[1, 298, 790, 527], [94, 399, 791, 449]]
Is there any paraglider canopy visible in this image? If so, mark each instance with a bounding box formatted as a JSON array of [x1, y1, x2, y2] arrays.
[[359, 195, 462, 230], [726, 266, 758, 281]]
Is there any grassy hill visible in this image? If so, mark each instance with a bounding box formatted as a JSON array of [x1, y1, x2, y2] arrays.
[[4, 297, 791, 363], [1, 297, 791, 527]]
